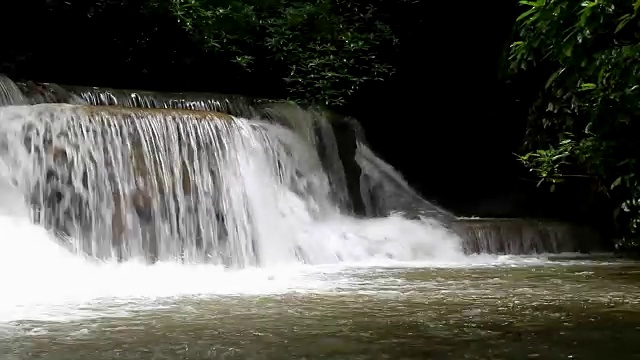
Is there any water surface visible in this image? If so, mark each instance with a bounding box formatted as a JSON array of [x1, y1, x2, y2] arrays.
[[3, 258, 640, 359]]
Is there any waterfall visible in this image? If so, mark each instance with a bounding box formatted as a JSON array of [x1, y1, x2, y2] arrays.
[[15, 82, 260, 119], [259, 102, 352, 212], [0, 104, 464, 266], [452, 218, 602, 254], [11, 83, 355, 212], [11, 81, 450, 217], [355, 141, 456, 224], [1, 75, 598, 257], [0, 75, 26, 106]]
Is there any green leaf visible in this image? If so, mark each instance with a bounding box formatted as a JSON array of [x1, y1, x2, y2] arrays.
[[516, 7, 538, 22], [545, 68, 564, 89], [579, 83, 597, 91], [616, 14, 632, 33], [517, 0, 547, 6], [611, 177, 623, 190], [552, 153, 569, 161]]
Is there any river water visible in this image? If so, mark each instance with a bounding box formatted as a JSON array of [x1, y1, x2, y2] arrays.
[[0, 171, 637, 360], [1, 253, 639, 359], [0, 92, 638, 359]]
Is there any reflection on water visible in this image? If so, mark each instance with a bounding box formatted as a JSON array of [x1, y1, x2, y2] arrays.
[[2, 260, 640, 359]]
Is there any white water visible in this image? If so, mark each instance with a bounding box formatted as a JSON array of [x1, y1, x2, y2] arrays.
[[0, 103, 481, 322], [0, 186, 479, 324], [0, 204, 578, 324], [0, 174, 596, 325], [356, 141, 456, 223], [0, 102, 606, 329], [0, 74, 26, 106]]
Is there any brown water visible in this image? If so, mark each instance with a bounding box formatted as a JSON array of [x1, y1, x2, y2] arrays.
[[2, 258, 640, 359]]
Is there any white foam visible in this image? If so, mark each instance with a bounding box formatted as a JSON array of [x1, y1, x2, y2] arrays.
[[0, 209, 599, 324], [0, 211, 463, 321]]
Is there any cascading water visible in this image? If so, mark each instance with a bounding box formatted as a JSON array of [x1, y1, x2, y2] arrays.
[[0, 75, 596, 258], [452, 218, 602, 254], [355, 140, 456, 224], [17, 82, 260, 119], [10, 81, 446, 218], [259, 102, 352, 212], [0, 103, 465, 269], [0, 74, 615, 349], [13, 83, 357, 212], [0, 75, 26, 106]]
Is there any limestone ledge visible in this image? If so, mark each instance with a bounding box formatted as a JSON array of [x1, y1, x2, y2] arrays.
[[451, 218, 603, 254]]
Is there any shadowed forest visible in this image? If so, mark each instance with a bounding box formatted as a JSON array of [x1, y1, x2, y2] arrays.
[[1, 0, 638, 251]]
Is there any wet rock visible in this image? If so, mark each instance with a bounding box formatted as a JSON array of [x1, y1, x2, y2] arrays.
[[452, 218, 603, 254]]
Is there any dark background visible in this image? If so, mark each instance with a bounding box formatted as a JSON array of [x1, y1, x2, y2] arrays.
[[0, 0, 601, 225]]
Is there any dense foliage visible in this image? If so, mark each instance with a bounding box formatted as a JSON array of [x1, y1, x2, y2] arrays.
[[12, 0, 636, 229], [509, 0, 640, 248], [152, 0, 401, 107], [1, 0, 407, 106]]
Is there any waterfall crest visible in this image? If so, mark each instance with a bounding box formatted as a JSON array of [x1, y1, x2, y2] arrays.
[[0, 75, 26, 106]]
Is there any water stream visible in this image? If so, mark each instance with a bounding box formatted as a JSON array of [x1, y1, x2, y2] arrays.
[[0, 75, 637, 359]]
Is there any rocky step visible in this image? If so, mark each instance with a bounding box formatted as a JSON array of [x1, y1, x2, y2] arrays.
[[452, 218, 604, 255]]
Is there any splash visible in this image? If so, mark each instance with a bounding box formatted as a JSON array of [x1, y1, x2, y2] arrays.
[[0, 212, 329, 323]]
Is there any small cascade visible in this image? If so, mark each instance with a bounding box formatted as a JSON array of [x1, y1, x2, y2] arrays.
[[0, 104, 335, 266], [54, 85, 259, 119], [16, 81, 86, 105], [11, 82, 260, 119], [453, 218, 601, 254], [0, 104, 464, 266], [6, 82, 359, 213], [1, 76, 457, 222], [0, 75, 26, 106], [355, 141, 456, 224], [259, 102, 352, 211], [0, 75, 596, 259]]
